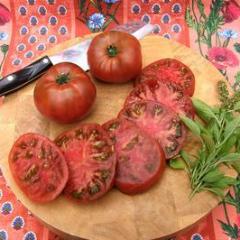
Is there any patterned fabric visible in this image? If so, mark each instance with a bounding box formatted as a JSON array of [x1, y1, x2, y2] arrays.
[[0, 0, 240, 239]]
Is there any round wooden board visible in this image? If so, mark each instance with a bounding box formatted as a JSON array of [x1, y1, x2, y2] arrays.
[[0, 35, 235, 240]]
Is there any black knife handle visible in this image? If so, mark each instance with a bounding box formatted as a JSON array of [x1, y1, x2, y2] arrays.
[[0, 56, 53, 97]]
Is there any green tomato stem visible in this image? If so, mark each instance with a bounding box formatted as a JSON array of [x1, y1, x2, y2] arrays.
[[107, 45, 118, 57], [56, 72, 70, 85]]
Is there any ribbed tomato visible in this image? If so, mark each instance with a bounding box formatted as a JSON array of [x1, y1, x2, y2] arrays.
[[55, 123, 116, 203], [137, 58, 195, 97], [34, 62, 96, 124], [125, 79, 194, 118], [8, 133, 69, 203], [119, 100, 187, 159], [103, 119, 165, 194], [87, 31, 142, 83]]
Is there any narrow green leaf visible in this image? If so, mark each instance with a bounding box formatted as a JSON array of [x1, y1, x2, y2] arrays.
[[218, 153, 240, 164], [202, 169, 224, 183], [234, 43, 240, 54], [192, 98, 218, 122], [180, 150, 192, 168], [218, 220, 239, 238], [231, 161, 240, 173], [169, 158, 185, 170], [197, 0, 206, 19], [233, 100, 240, 111], [180, 115, 201, 136], [205, 187, 224, 197], [207, 118, 220, 142], [201, 133, 215, 152]]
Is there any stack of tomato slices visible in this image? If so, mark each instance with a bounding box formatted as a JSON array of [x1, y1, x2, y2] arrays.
[[8, 58, 195, 203]]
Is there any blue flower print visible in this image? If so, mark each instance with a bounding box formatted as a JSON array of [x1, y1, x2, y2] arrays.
[[0, 189, 2, 200], [88, 13, 105, 30], [11, 216, 25, 230], [103, 0, 119, 3], [191, 233, 203, 240], [23, 231, 37, 240], [0, 230, 8, 240], [218, 29, 238, 39], [1, 202, 13, 215], [0, 32, 8, 41]]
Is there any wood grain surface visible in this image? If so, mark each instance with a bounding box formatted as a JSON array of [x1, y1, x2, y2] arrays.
[[0, 35, 235, 240]]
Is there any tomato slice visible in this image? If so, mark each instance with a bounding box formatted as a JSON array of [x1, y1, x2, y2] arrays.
[[8, 133, 69, 203], [103, 119, 166, 194], [137, 58, 195, 97], [55, 123, 116, 203], [119, 100, 187, 159], [126, 79, 194, 118]]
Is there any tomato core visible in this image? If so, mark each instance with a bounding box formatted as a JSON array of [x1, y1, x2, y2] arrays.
[[107, 45, 118, 57], [56, 72, 70, 85]]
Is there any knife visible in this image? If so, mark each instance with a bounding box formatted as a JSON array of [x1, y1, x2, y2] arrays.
[[0, 23, 155, 97]]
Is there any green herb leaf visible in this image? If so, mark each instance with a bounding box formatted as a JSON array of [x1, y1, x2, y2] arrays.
[[180, 150, 192, 169], [201, 133, 215, 152], [192, 98, 218, 122], [234, 43, 240, 54], [218, 221, 239, 239], [180, 115, 201, 136], [0, 44, 8, 55], [202, 168, 224, 183], [218, 135, 237, 156], [205, 187, 224, 197], [169, 158, 185, 170], [218, 153, 240, 164], [231, 161, 240, 173], [223, 116, 240, 139]]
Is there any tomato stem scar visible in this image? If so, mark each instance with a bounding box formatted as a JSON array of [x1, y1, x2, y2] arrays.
[[56, 72, 70, 85], [107, 45, 118, 57]]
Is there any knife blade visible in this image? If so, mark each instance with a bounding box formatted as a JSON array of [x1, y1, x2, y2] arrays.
[[0, 23, 155, 97]]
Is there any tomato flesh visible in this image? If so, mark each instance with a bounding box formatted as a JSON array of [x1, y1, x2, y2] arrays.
[[125, 79, 194, 118], [137, 58, 195, 97], [55, 123, 116, 202], [103, 119, 165, 194], [8, 133, 69, 203], [119, 100, 187, 159]]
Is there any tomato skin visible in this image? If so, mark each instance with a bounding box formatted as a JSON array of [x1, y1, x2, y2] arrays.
[[87, 31, 142, 83], [34, 62, 96, 124], [103, 119, 166, 194], [137, 58, 195, 97], [8, 133, 69, 203], [55, 123, 117, 203]]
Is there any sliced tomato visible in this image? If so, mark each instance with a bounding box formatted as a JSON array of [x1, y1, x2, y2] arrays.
[[119, 100, 187, 159], [137, 58, 195, 97], [103, 119, 165, 194], [55, 123, 116, 203], [125, 79, 194, 118], [8, 133, 69, 203]]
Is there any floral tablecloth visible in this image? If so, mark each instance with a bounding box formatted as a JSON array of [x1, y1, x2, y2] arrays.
[[0, 0, 240, 239]]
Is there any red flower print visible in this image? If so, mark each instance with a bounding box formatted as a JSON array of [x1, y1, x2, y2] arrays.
[[0, 3, 10, 26], [208, 47, 239, 70], [222, 0, 240, 23]]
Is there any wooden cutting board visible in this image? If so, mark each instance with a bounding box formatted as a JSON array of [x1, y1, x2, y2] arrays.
[[0, 35, 235, 240]]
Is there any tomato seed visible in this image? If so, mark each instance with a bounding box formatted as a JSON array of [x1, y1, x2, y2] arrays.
[[145, 163, 155, 173], [29, 138, 38, 147], [93, 141, 106, 148], [55, 135, 69, 147], [153, 105, 163, 116], [46, 184, 56, 192], [100, 169, 110, 181], [122, 135, 139, 151], [13, 152, 20, 162], [25, 150, 33, 159], [19, 141, 28, 149], [72, 190, 84, 199], [88, 183, 100, 195], [75, 129, 84, 139], [108, 122, 119, 131], [24, 164, 39, 182]]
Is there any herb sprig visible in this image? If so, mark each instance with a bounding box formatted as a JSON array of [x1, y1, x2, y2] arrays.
[[170, 80, 240, 198]]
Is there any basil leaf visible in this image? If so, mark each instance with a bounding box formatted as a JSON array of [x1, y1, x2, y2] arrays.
[[207, 118, 220, 142], [180, 115, 201, 136], [231, 161, 240, 173], [192, 98, 217, 121], [169, 158, 185, 170], [204, 187, 224, 197]]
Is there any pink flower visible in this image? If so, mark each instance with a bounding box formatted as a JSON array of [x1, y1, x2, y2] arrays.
[[208, 47, 239, 70], [222, 0, 240, 23], [0, 3, 10, 26]]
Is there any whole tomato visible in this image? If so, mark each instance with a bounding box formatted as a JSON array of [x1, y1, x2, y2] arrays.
[[34, 63, 96, 124], [87, 31, 142, 83]]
